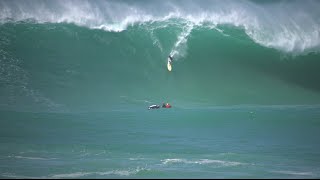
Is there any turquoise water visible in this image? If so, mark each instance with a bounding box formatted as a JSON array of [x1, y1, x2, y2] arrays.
[[2, 107, 320, 178], [1, 0, 320, 178]]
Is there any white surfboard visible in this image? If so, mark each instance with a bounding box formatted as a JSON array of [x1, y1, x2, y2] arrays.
[[167, 58, 172, 72]]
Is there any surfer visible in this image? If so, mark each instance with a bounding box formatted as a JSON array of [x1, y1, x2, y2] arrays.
[[162, 103, 172, 108], [148, 104, 160, 110], [167, 55, 173, 72], [168, 55, 173, 64]]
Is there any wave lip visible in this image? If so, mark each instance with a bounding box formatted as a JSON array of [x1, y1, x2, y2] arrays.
[[1, 0, 319, 53]]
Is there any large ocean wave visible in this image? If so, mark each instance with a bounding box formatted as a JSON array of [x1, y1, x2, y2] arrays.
[[0, 0, 320, 112], [1, 0, 320, 53]]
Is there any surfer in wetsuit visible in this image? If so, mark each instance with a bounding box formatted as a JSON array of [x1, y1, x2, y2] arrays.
[[168, 55, 173, 64]]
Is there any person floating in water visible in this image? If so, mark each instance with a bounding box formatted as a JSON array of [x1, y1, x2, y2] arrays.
[[162, 103, 172, 108]]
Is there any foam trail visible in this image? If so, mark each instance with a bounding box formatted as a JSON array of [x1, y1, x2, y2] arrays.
[[2, 167, 146, 179], [271, 170, 314, 176], [170, 23, 194, 59], [8, 155, 56, 160], [161, 158, 245, 167]]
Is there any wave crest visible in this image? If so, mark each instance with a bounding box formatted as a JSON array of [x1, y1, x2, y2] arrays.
[[1, 0, 320, 53]]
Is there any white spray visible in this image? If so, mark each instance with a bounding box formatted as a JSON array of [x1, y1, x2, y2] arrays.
[[170, 23, 194, 61]]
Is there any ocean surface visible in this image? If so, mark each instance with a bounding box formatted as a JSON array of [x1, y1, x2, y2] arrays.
[[1, 0, 320, 178]]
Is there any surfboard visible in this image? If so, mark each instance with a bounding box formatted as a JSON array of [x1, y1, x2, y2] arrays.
[[167, 58, 172, 71]]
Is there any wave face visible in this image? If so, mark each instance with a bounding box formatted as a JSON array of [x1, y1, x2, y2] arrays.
[[1, 0, 320, 112]]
